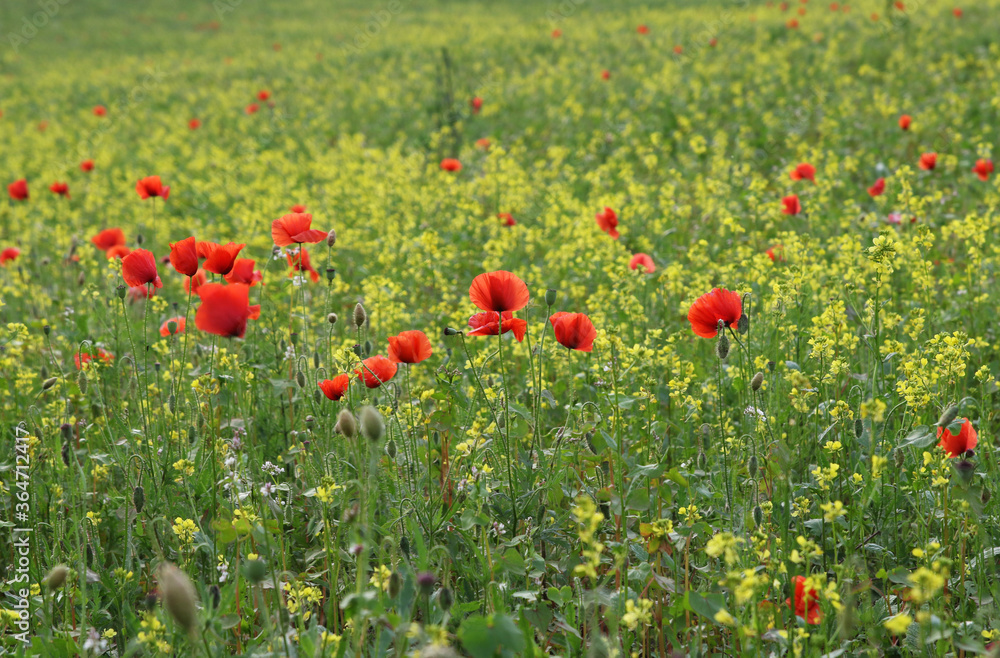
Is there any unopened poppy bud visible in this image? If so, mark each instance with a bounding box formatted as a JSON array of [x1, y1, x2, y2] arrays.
[[326, 229, 337, 247], [166, 320, 178, 335], [443, 327, 461, 336], [417, 571, 436, 595], [326, 267, 336, 282], [188, 426, 196, 442], [386, 438, 397, 459], [353, 302, 367, 328], [77, 370, 88, 393], [545, 288, 557, 306], [767, 360, 775, 372], [715, 331, 730, 360], [313, 389, 321, 404], [116, 285, 127, 299], [360, 406, 384, 442], [894, 448, 905, 468], [290, 332, 299, 346], [751, 372, 764, 391], [305, 415, 315, 427], [388, 571, 402, 598], [46, 564, 69, 590], [296, 370, 306, 388], [585, 432, 597, 453], [748, 454, 759, 479], [737, 314, 749, 334], [312, 350, 320, 368], [136, 234, 144, 246], [134, 486, 145, 513], [936, 404, 959, 428], [41, 365, 48, 379], [209, 585, 221, 610], [244, 559, 267, 584], [400, 535, 410, 557], [753, 505, 764, 528], [42, 377, 58, 390], [327, 312, 338, 324], [854, 418, 864, 439], [158, 563, 198, 633], [363, 339, 373, 356], [336, 409, 357, 438], [697, 450, 707, 471], [43, 324, 50, 336]]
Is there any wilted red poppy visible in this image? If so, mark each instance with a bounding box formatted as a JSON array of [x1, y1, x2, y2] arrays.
[[476, 138, 491, 150], [972, 159, 994, 181], [257, 90, 270, 101], [93, 105, 107, 117], [271, 212, 326, 247], [197, 242, 244, 276], [469, 270, 530, 313], [290, 204, 307, 213], [868, 177, 886, 197], [107, 245, 131, 259], [595, 207, 620, 239], [0, 247, 20, 265], [169, 236, 199, 277], [498, 212, 516, 227], [766, 245, 785, 262], [440, 158, 462, 172], [81, 160, 95, 172], [899, 114, 911, 130], [937, 418, 977, 457], [318, 374, 350, 401], [50, 182, 70, 198], [92, 228, 126, 252], [470, 97, 483, 113], [189, 118, 201, 130], [160, 316, 186, 337], [74, 348, 114, 369], [136, 176, 170, 200], [355, 355, 398, 388], [122, 249, 163, 289], [789, 163, 816, 182], [185, 269, 207, 294], [549, 312, 597, 352], [637, 24, 649, 34], [687, 288, 743, 338], [286, 247, 319, 283], [629, 253, 655, 273], [781, 194, 801, 215], [8, 179, 28, 201], [194, 283, 259, 338], [246, 103, 259, 114], [388, 330, 433, 364], [468, 311, 527, 342], [787, 576, 821, 625], [226, 258, 264, 286], [918, 153, 937, 171], [601, 70, 611, 80]]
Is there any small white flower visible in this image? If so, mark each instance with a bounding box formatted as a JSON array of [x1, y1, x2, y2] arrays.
[[260, 482, 274, 497]]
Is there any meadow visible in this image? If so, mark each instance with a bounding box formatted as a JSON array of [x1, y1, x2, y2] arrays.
[[1, 0, 1000, 655]]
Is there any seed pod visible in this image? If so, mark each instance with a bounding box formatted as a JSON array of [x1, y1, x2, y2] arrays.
[[42, 377, 58, 390], [116, 285, 127, 300], [134, 486, 145, 514], [158, 562, 198, 633], [43, 325, 51, 336], [386, 438, 397, 459], [326, 267, 337, 282], [46, 564, 69, 590], [336, 410, 357, 439], [166, 320, 178, 335], [443, 327, 461, 336], [751, 372, 764, 392], [244, 559, 267, 584], [715, 331, 730, 360], [353, 303, 367, 328], [296, 370, 306, 388], [854, 418, 864, 439], [545, 288, 557, 306], [753, 505, 764, 528], [936, 404, 959, 428], [352, 343, 362, 357], [360, 406, 384, 442], [327, 312, 338, 325], [388, 572, 402, 598], [748, 454, 759, 479]]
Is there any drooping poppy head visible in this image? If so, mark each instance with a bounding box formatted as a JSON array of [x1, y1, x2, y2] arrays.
[[868, 177, 886, 197], [0, 247, 21, 266], [937, 418, 977, 457], [629, 253, 655, 273], [226, 258, 264, 286], [470, 97, 483, 113], [918, 153, 937, 171], [318, 374, 351, 401], [194, 283, 257, 338], [92, 228, 126, 253], [355, 355, 398, 388], [74, 348, 114, 370], [121, 249, 163, 289], [467, 311, 527, 342], [271, 212, 327, 247], [595, 207, 620, 239], [972, 159, 994, 181], [781, 194, 801, 215], [789, 163, 816, 182], [440, 158, 462, 172], [185, 269, 207, 294], [766, 245, 785, 262], [136, 175, 170, 200], [549, 312, 597, 352], [93, 105, 107, 116], [388, 330, 433, 364], [8, 179, 28, 201], [246, 103, 259, 114], [687, 288, 743, 338], [201, 242, 246, 275], [50, 182, 70, 198], [289, 204, 307, 213], [787, 576, 822, 625], [257, 90, 270, 101], [168, 236, 199, 277], [189, 118, 201, 130], [899, 114, 912, 130], [160, 316, 187, 337], [498, 212, 516, 227], [469, 271, 530, 313], [80, 160, 95, 172], [106, 245, 131, 260]]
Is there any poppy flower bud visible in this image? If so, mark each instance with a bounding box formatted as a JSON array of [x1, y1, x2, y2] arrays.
[[244, 559, 267, 584], [767, 360, 775, 372], [326, 229, 337, 247], [154, 362, 161, 373], [168, 394, 176, 414], [336, 409, 357, 438], [363, 339, 373, 356], [326, 267, 336, 282], [46, 564, 69, 590], [439, 586, 453, 611], [443, 327, 461, 336], [313, 389, 322, 404], [158, 562, 198, 634], [116, 285, 127, 300], [188, 426, 196, 442], [354, 302, 367, 328], [136, 234, 144, 246], [753, 505, 764, 528], [134, 486, 145, 513], [854, 418, 864, 439], [936, 404, 959, 428], [751, 372, 764, 391], [43, 324, 50, 336], [748, 454, 759, 479], [77, 370, 88, 394], [305, 415, 315, 427], [738, 314, 749, 334], [209, 585, 221, 610], [400, 535, 410, 557], [715, 331, 730, 360], [41, 365, 48, 380], [388, 571, 402, 598], [296, 370, 306, 388], [545, 288, 557, 306], [360, 406, 384, 442], [290, 332, 299, 346], [312, 351, 320, 368], [417, 571, 436, 595], [894, 448, 905, 468], [352, 343, 362, 357], [697, 450, 707, 471], [327, 313, 338, 324], [386, 438, 397, 459], [42, 377, 58, 390]]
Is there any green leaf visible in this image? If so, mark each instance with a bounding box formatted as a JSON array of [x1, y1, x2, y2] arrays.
[[899, 425, 936, 449], [459, 613, 526, 658]]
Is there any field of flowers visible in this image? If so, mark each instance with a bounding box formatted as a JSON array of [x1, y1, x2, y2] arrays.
[[2, 0, 1000, 655]]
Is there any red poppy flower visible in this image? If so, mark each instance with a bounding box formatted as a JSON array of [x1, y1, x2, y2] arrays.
[[37, 121, 48, 132], [246, 103, 259, 114], [918, 153, 937, 171], [830, 2, 839, 8], [498, 212, 516, 227], [551, 29, 562, 38], [74, 348, 114, 369], [92, 228, 126, 252], [225, 258, 264, 286], [781, 194, 801, 215], [169, 236, 199, 277], [185, 269, 207, 294], [629, 253, 655, 273], [81, 160, 95, 172], [476, 138, 491, 150], [50, 182, 70, 198], [121, 249, 163, 289], [786, 18, 799, 27], [127, 285, 154, 303], [673, 45, 683, 54], [106, 245, 131, 259], [189, 118, 201, 130], [637, 24, 649, 34], [8, 179, 28, 201], [953, 7, 962, 17], [601, 70, 611, 80], [257, 90, 270, 101], [894, 0, 904, 9], [709, 37, 718, 46], [388, 330, 433, 364], [899, 114, 911, 130], [355, 355, 398, 388], [160, 316, 187, 337], [194, 283, 258, 338], [290, 204, 307, 213], [469, 270, 530, 313], [271, 212, 326, 247], [687, 288, 743, 338], [136, 175, 170, 200], [201, 242, 245, 275], [972, 159, 994, 181], [937, 418, 977, 457], [93, 105, 107, 117], [285, 247, 317, 283], [868, 177, 886, 197], [470, 97, 483, 114], [766, 245, 785, 262], [0, 247, 20, 265], [440, 158, 462, 172], [595, 207, 620, 239], [549, 312, 597, 352], [467, 311, 527, 342], [787, 576, 822, 625], [318, 374, 350, 401], [789, 162, 816, 182]]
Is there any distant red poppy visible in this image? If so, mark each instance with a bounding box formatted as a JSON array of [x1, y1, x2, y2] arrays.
[[787, 576, 821, 625], [894, 0, 904, 9], [870, 12, 879, 20], [470, 97, 483, 114], [601, 70, 610, 80], [551, 29, 562, 38], [355, 355, 398, 388], [81, 160, 95, 172], [766, 245, 785, 262], [0, 247, 20, 266], [787, 18, 799, 27], [972, 159, 994, 181], [257, 90, 270, 101], [121, 249, 163, 289], [830, 2, 839, 8], [899, 114, 911, 130], [549, 312, 597, 352], [93, 105, 107, 117], [476, 138, 491, 150], [272, 43, 281, 51], [781, 194, 801, 215], [868, 177, 886, 197], [246, 103, 259, 114], [469, 270, 530, 313], [637, 24, 649, 34], [169, 236, 199, 277], [388, 330, 433, 364], [92, 228, 126, 252], [37, 121, 48, 132], [467, 311, 527, 342], [318, 374, 350, 401], [50, 182, 70, 198], [201, 242, 246, 275], [937, 418, 977, 457], [160, 316, 187, 337], [498, 213, 516, 227], [629, 253, 655, 273], [271, 212, 326, 247], [74, 348, 114, 369], [225, 258, 263, 286], [918, 153, 937, 171], [127, 285, 153, 303], [189, 118, 201, 130], [687, 288, 743, 338], [595, 207, 620, 239], [8, 179, 28, 201], [673, 45, 683, 54], [953, 7, 962, 17], [290, 204, 307, 213], [194, 283, 259, 338], [709, 37, 718, 46], [185, 269, 207, 294], [106, 245, 131, 260], [440, 158, 462, 172], [136, 175, 170, 200], [789, 163, 816, 182], [286, 247, 319, 283]]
